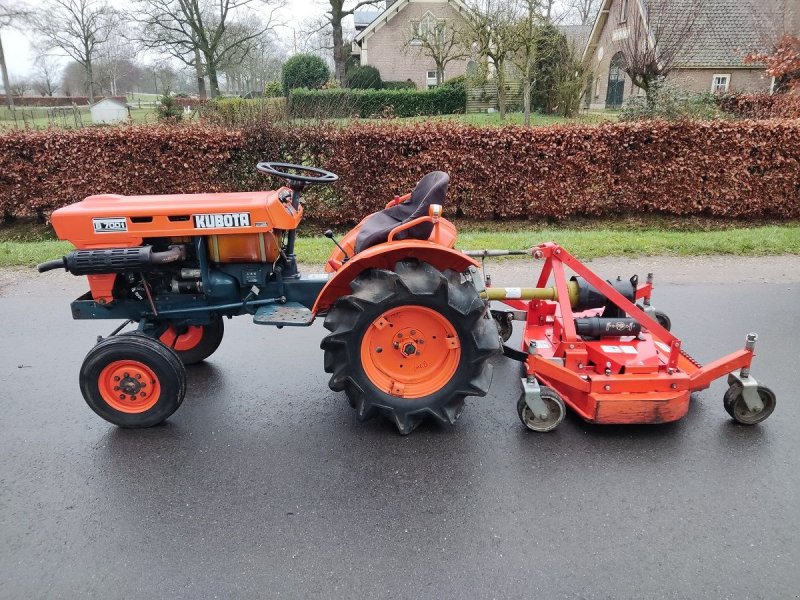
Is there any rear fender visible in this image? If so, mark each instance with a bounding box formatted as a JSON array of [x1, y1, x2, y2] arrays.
[[325, 217, 459, 272], [312, 240, 479, 314]]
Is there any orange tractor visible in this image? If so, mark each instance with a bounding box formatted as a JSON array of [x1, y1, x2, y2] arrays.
[[38, 163, 776, 434]]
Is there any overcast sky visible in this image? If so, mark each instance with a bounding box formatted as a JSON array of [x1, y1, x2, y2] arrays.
[[1, 0, 327, 76]]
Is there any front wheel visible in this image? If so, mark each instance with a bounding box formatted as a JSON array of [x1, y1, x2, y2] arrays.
[[79, 333, 187, 428], [321, 260, 500, 434]]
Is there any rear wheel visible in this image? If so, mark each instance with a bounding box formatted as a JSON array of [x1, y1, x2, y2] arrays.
[[80, 333, 186, 428], [321, 260, 500, 434], [159, 317, 224, 365]]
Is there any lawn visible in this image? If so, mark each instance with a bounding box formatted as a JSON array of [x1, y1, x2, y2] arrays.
[[3, 220, 798, 269], [1, 101, 609, 130]]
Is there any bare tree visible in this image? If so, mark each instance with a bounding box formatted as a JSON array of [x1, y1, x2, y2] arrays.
[[508, 0, 542, 126], [565, 0, 600, 26], [403, 11, 469, 85], [461, 0, 520, 119], [131, 0, 283, 98], [318, 0, 382, 85], [32, 0, 117, 103], [224, 32, 285, 94], [8, 75, 30, 96], [0, 0, 32, 110], [32, 54, 61, 96], [617, 0, 706, 101]]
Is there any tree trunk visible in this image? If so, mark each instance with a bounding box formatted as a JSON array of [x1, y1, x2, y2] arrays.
[[332, 5, 347, 86], [0, 32, 15, 111], [495, 59, 506, 120], [205, 55, 220, 97], [86, 58, 95, 103], [194, 48, 207, 99], [523, 76, 531, 126]]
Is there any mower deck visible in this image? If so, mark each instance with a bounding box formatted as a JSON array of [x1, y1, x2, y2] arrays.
[[487, 242, 771, 428]]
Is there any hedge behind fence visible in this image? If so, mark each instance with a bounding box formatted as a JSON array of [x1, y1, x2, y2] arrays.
[[288, 86, 466, 119], [1, 119, 798, 223]]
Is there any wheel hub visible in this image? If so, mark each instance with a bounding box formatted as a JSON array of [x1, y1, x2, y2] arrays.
[[98, 360, 160, 413], [361, 305, 461, 399]]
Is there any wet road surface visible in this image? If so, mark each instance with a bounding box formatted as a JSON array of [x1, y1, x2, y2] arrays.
[[1, 273, 798, 599]]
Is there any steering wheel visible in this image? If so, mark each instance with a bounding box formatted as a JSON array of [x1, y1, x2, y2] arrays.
[[256, 162, 339, 187]]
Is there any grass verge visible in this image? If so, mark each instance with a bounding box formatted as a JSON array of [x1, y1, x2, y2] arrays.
[[2, 221, 797, 269]]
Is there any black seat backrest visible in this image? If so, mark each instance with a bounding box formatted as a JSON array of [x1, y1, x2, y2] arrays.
[[354, 171, 450, 254]]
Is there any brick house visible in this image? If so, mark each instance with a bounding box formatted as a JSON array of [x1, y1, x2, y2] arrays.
[[582, 0, 798, 109], [352, 0, 471, 90]]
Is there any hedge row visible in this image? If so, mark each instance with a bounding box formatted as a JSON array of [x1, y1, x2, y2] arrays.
[[716, 94, 800, 119], [0, 126, 243, 216], [287, 86, 466, 119], [1, 120, 798, 223]]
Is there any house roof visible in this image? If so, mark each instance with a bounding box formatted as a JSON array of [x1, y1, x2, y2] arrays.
[[665, 0, 769, 67], [583, 0, 774, 68], [353, 0, 470, 45], [90, 97, 128, 109], [354, 8, 381, 29], [558, 24, 592, 56]]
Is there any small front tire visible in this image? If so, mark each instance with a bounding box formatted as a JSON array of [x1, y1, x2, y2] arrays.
[[80, 333, 187, 428], [517, 385, 566, 432], [723, 383, 776, 425]]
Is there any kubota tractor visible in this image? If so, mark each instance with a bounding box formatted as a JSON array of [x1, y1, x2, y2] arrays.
[[38, 163, 776, 434]]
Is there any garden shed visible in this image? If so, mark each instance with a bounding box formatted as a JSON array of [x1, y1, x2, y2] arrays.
[[90, 98, 130, 124]]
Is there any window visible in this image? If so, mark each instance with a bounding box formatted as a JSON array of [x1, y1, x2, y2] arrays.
[[711, 74, 730, 93], [426, 70, 438, 90], [410, 11, 446, 46]]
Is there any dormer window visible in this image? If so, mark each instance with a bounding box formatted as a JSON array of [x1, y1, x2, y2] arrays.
[[410, 11, 446, 46]]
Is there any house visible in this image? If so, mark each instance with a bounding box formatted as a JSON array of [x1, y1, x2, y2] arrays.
[[90, 97, 130, 124], [352, 0, 471, 90], [582, 0, 799, 109]]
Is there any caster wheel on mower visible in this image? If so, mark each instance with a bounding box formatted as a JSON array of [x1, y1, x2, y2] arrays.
[[321, 260, 500, 435], [723, 383, 776, 425], [654, 310, 672, 331], [158, 317, 224, 365], [80, 333, 187, 428], [517, 385, 566, 432]]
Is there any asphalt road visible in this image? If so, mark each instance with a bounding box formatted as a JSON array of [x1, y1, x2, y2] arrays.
[[1, 269, 798, 599]]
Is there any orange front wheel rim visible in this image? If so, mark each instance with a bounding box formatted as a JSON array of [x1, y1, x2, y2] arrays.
[[98, 360, 161, 413], [160, 325, 204, 351], [360, 305, 461, 399]]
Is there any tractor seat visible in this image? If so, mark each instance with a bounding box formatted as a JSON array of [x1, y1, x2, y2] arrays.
[[354, 171, 449, 254]]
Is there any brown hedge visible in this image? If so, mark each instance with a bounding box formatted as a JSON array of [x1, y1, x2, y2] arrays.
[[717, 94, 800, 119], [237, 120, 800, 222], [1, 119, 798, 224], [0, 125, 243, 217]]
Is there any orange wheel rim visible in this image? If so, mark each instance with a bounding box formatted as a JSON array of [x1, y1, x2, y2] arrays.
[[360, 305, 461, 399], [160, 325, 204, 351], [98, 360, 161, 413]]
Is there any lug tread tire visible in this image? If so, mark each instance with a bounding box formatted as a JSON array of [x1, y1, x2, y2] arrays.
[[321, 259, 500, 434], [80, 333, 187, 428]]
